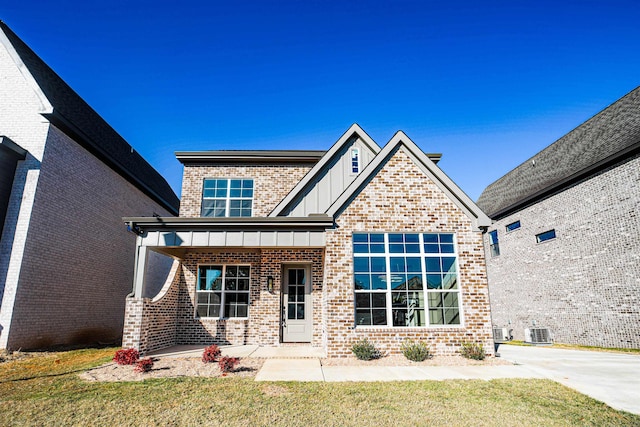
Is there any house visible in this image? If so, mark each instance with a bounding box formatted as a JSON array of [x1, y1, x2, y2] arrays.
[[0, 22, 180, 350], [477, 87, 640, 349], [122, 124, 494, 357]]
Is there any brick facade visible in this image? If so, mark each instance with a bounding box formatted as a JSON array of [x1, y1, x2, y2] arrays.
[[179, 163, 313, 217], [324, 149, 493, 357], [126, 134, 493, 358], [1, 25, 178, 350], [124, 248, 324, 353], [484, 153, 640, 349], [127, 148, 493, 357], [2, 126, 173, 349]]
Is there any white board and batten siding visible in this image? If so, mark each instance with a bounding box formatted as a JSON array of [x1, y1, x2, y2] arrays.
[[285, 137, 376, 217]]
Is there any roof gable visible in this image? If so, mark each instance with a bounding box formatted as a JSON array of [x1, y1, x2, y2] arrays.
[[477, 86, 640, 219], [326, 131, 491, 230], [0, 21, 179, 215], [269, 124, 381, 217]]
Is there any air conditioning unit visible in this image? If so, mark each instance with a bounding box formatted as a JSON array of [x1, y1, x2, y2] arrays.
[[493, 327, 513, 343], [524, 328, 552, 344]]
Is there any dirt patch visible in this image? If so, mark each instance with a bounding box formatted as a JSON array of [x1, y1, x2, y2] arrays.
[[80, 357, 264, 382], [0, 349, 48, 364]]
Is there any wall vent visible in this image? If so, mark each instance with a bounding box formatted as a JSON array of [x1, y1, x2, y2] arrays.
[[524, 328, 552, 344]]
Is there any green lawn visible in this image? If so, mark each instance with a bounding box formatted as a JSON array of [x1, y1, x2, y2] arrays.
[[1, 348, 638, 426]]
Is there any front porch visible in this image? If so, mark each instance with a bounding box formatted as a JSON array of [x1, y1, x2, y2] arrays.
[[147, 344, 326, 359], [122, 216, 332, 355]]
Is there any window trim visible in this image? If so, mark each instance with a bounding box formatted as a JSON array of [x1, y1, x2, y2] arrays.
[[201, 178, 254, 218], [505, 220, 521, 233], [350, 147, 360, 174], [352, 232, 464, 329], [536, 229, 556, 243], [195, 264, 251, 319]]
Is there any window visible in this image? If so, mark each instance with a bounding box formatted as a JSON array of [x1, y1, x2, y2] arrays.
[[536, 229, 556, 243], [353, 232, 461, 327], [201, 179, 253, 217], [196, 265, 250, 318], [350, 148, 360, 174], [489, 230, 500, 257], [506, 220, 521, 232]]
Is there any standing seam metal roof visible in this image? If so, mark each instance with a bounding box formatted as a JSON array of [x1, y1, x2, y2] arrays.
[[477, 86, 640, 219]]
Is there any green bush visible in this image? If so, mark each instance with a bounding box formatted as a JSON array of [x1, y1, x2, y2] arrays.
[[460, 342, 486, 360], [351, 338, 381, 361], [401, 339, 432, 362]]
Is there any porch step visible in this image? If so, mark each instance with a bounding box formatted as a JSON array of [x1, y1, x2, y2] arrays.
[[148, 344, 325, 359]]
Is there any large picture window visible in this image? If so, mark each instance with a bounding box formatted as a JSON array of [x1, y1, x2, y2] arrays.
[[353, 232, 461, 327], [201, 178, 253, 217], [196, 265, 250, 318]]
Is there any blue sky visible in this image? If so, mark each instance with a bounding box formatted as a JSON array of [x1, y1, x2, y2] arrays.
[[2, 1, 639, 200]]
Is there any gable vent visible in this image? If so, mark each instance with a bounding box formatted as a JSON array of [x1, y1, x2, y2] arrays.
[[524, 328, 552, 344]]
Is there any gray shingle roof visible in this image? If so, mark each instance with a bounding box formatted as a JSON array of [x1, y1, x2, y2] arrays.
[[0, 21, 179, 215], [477, 86, 640, 219]]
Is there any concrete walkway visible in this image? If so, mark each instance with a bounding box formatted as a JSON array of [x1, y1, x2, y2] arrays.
[[149, 343, 640, 415], [254, 360, 544, 382], [498, 345, 640, 415]]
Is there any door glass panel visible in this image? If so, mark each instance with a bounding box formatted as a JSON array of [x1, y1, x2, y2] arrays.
[[286, 269, 306, 321]]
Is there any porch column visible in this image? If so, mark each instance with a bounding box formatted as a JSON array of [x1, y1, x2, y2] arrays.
[[132, 244, 149, 298]]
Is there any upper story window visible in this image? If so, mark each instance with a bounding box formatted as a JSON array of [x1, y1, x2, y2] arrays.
[[488, 230, 500, 257], [202, 179, 253, 217], [353, 232, 461, 328], [506, 220, 521, 232], [536, 229, 556, 243], [350, 148, 360, 174]]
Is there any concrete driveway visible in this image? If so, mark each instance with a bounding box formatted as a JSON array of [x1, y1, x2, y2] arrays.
[[498, 345, 640, 415]]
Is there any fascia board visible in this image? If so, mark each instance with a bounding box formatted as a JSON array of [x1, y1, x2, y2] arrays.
[[268, 123, 381, 217]]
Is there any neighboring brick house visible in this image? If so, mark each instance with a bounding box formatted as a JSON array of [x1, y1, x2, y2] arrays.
[[123, 124, 494, 357], [0, 22, 180, 350], [477, 87, 640, 349]]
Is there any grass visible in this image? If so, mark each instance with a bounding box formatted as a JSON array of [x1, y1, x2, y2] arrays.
[[505, 341, 640, 354], [1, 349, 639, 426]]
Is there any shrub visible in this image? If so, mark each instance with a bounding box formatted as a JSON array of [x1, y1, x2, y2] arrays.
[[134, 357, 154, 373], [218, 356, 239, 373], [351, 338, 381, 361], [202, 345, 222, 363], [401, 339, 432, 362], [460, 342, 486, 361], [113, 348, 140, 365]]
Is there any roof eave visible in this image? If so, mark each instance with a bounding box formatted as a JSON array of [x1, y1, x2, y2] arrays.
[[176, 151, 326, 164], [123, 215, 335, 231], [46, 112, 179, 215], [487, 140, 640, 220]]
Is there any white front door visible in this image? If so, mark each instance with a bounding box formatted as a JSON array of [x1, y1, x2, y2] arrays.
[[282, 266, 312, 342]]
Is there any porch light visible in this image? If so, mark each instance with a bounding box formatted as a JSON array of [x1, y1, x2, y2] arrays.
[[267, 276, 274, 293]]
